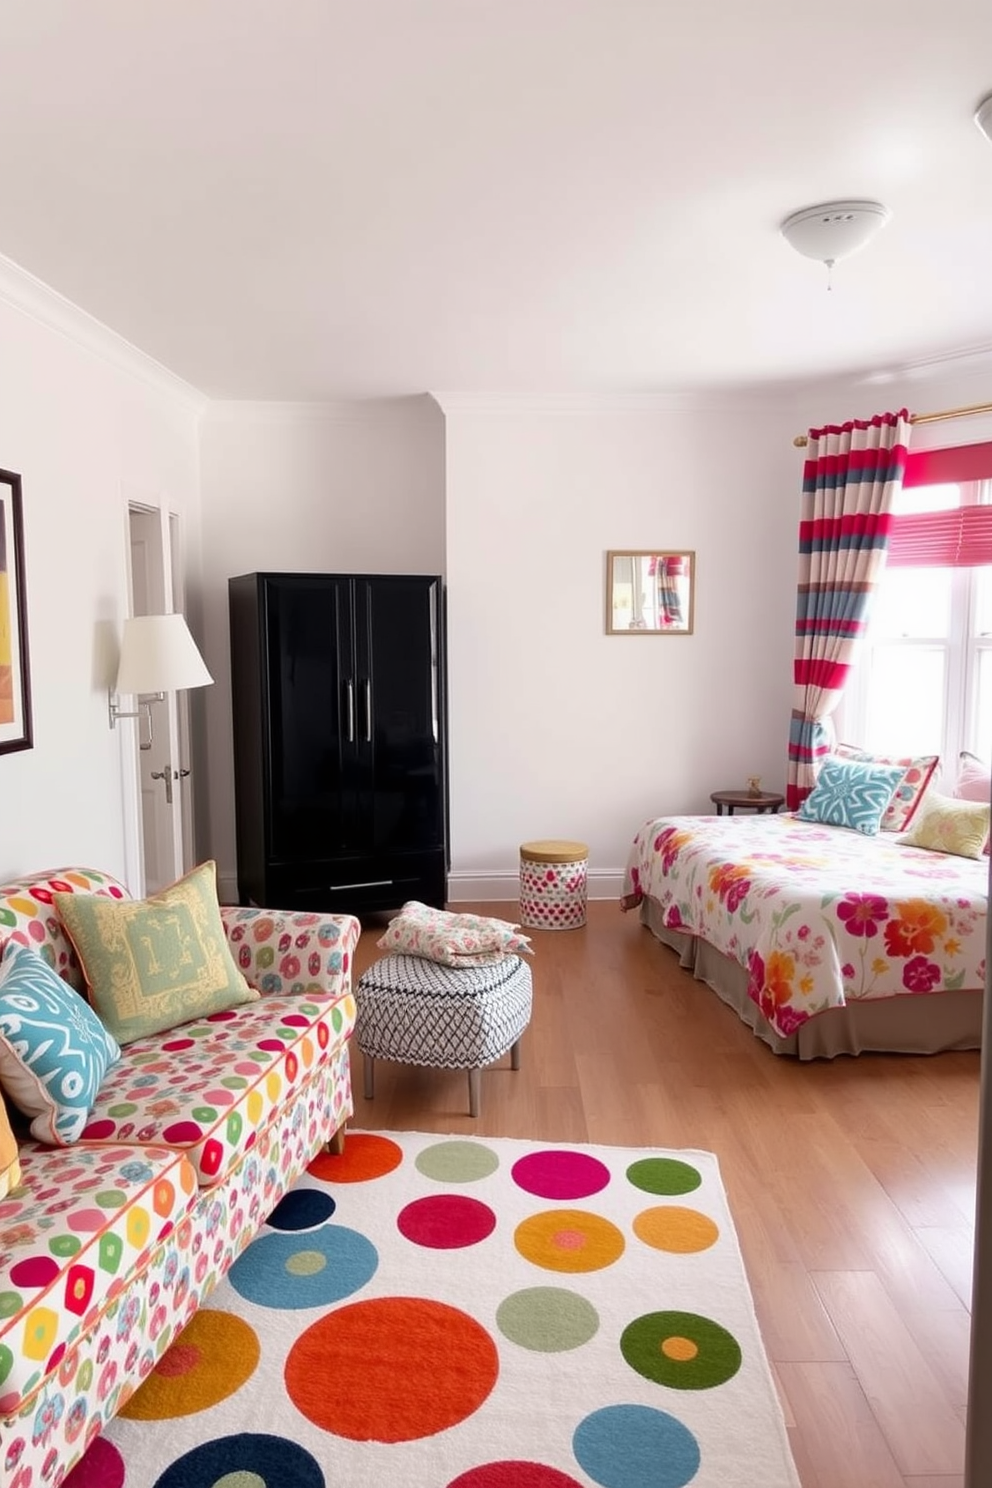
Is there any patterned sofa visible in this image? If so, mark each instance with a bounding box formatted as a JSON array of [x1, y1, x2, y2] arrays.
[[0, 867, 360, 1488]]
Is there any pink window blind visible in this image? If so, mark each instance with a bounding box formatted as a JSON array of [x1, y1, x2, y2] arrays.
[[887, 440, 992, 568]]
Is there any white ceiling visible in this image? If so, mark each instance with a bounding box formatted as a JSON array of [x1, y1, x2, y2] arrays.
[[1, 0, 990, 401]]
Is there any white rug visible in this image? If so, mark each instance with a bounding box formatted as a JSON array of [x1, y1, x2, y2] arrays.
[[69, 1131, 801, 1488]]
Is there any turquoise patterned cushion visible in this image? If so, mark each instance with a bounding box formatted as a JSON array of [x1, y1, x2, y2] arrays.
[[798, 757, 906, 836], [0, 940, 121, 1144]]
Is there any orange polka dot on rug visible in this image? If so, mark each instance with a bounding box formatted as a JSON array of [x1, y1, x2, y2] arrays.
[[120, 1311, 259, 1419], [285, 1296, 498, 1441], [633, 1206, 719, 1254], [514, 1209, 625, 1272], [308, 1132, 403, 1183]]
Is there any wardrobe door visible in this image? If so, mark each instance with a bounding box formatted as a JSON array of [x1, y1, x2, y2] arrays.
[[263, 574, 358, 862], [354, 576, 446, 856]]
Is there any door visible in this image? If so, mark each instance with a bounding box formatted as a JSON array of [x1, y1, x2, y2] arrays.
[[127, 505, 190, 894]]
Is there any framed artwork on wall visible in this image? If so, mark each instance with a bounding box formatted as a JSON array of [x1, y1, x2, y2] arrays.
[[606, 550, 695, 634], [0, 468, 33, 755]]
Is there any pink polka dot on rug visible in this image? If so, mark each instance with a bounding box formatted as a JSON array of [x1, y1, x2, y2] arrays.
[[511, 1150, 611, 1200], [62, 1436, 125, 1488], [448, 1464, 585, 1487], [398, 1195, 496, 1249]]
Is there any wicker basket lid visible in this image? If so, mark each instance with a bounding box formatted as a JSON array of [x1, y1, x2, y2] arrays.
[[519, 839, 588, 864]]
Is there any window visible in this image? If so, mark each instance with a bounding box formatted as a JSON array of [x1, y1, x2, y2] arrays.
[[841, 450, 992, 771]]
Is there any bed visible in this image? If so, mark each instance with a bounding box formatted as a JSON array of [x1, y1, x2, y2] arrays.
[[621, 812, 987, 1058]]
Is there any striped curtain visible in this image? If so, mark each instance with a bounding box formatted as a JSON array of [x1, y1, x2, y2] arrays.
[[786, 410, 912, 810]]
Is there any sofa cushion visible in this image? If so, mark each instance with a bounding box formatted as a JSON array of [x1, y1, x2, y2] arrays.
[[54, 862, 258, 1045], [0, 941, 121, 1144], [0, 1142, 197, 1414], [80, 986, 356, 1185], [0, 868, 130, 992]]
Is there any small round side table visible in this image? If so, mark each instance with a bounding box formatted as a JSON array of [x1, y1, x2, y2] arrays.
[[710, 789, 785, 816]]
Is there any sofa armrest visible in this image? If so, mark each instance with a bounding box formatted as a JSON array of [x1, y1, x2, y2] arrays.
[[220, 906, 361, 1000]]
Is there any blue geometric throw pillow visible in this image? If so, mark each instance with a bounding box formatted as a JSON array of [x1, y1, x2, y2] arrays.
[[0, 939, 121, 1144], [798, 756, 907, 836]]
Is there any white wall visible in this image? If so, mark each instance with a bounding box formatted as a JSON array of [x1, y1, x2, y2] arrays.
[[196, 398, 446, 899], [440, 396, 801, 898], [0, 264, 203, 885]]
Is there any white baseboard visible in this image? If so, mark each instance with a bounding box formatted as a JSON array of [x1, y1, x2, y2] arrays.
[[446, 868, 624, 903]]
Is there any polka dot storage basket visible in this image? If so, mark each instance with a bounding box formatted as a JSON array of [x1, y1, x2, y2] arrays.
[[518, 839, 589, 930]]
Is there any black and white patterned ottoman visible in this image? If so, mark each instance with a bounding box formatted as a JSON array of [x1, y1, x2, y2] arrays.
[[354, 953, 533, 1116]]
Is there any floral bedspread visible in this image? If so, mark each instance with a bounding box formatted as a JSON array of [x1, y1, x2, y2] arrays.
[[621, 813, 988, 1038]]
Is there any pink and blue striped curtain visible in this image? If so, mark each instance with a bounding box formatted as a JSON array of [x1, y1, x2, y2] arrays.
[[786, 410, 913, 810]]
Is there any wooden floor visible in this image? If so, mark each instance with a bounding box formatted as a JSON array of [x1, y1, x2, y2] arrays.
[[350, 899, 980, 1488]]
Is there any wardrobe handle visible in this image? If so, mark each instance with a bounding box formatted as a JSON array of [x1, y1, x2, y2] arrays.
[[363, 679, 372, 743], [345, 680, 355, 743]]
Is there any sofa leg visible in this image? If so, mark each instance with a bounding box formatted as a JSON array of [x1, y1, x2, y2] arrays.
[[510, 1038, 521, 1071], [326, 1123, 346, 1156], [364, 1054, 375, 1100], [468, 1068, 481, 1117]]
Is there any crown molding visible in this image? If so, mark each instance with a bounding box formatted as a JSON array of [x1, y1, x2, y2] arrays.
[[429, 389, 771, 416], [204, 394, 439, 425], [0, 250, 207, 413]]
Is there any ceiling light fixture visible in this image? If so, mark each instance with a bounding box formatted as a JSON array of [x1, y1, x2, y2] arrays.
[[976, 92, 992, 144], [780, 199, 890, 287]]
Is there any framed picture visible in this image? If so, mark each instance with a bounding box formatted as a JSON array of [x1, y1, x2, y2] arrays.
[[606, 550, 695, 634], [0, 469, 33, 754]]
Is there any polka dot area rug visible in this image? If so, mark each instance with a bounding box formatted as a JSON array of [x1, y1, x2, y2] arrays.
[[68, 1132, 801, 1488]]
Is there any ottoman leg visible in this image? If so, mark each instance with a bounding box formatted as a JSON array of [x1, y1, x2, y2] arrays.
[[510, 1038, 522, 1071], [364, 1053, 375, 1100], [468, 1068, 481, 1118]]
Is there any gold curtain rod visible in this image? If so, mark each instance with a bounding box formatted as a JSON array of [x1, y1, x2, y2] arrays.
[[792, 399, 992, 448]]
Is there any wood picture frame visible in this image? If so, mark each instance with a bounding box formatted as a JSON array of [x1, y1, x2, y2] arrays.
[[0, 469, 33, 754], [606, 550, 695, 634]]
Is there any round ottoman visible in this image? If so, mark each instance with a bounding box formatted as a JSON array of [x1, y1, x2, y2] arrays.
[[355, 953, 533, 1117], [519, 839, 589, 930]]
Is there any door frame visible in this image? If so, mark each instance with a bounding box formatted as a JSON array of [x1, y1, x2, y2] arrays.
[[119, 494, 194, 896]]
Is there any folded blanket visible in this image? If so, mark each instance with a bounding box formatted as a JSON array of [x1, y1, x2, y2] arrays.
[[377, 900, 533, 967]]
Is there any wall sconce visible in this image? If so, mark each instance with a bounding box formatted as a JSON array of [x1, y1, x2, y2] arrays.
[[108, 613, 213, 750]]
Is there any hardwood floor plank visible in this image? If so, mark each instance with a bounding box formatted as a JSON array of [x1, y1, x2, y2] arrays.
[[811, 1271, 965, 1475], [776, 1361, 907, 1487]]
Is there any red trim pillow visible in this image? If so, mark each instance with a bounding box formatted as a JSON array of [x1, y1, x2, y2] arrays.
[[833, 744, 939, 832]]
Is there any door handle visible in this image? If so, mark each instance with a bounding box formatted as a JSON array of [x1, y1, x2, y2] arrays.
[[150, 765, 174, 805], [345, 681, 355, 743]]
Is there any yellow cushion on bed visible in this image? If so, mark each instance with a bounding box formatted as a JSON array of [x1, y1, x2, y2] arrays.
[[899, 793, 991, 859]]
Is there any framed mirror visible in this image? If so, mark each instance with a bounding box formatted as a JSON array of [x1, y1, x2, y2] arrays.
[[606, 550, 695, 635]]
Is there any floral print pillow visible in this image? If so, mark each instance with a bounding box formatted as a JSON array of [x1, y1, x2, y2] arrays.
[[377, 901, 533, 967]]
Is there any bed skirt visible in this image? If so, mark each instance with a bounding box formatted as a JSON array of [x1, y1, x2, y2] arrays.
[[639, 897, 983, 1059]]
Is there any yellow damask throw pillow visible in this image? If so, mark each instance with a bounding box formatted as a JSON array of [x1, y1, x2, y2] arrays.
[[54, 861, 258, 1044], [899, 793, 991, 860]]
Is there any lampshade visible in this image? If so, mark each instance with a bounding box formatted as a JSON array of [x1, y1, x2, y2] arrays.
[[780, 200, 890, 265], [977, 93, 992, 145], [115, 613, 213, 695]]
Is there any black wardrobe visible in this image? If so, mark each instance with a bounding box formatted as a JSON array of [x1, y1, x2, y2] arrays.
[[228, 572, 448, 914]]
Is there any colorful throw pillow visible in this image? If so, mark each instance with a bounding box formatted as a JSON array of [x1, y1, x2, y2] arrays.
[[1, 1091, 22, 1196], [54, 860, 258, 1045], [833, 743, 939, 831], [899, 792, 991, 860], [953, 751, 991, 803], [798, 756, 906, 836], [0, 940, 121, 1143], [378, 900, 533, 967]]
